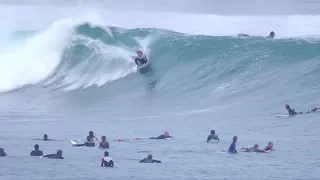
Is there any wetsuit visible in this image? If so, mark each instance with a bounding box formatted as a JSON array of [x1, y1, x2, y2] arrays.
[[242, 147, 258, 152], [74, 141, 95, 147], [288, 108, 298, 115], [264, 146, 272, 151], [228, 142, 237, 153], [0, 152, 7, 156], [311, 107, 320, 112], [139, 158, 161, 163], [135, 55, 148, 66], [150, 135, 172, 140], [43, 154, 64, 159], [207, 134, 219, 142], [99, 141, 109, 149], [101, 157, 114, 167], [30, 150, 43, 156]]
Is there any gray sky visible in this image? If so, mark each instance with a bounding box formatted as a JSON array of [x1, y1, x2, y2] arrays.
[[1, 0, 320, 15]]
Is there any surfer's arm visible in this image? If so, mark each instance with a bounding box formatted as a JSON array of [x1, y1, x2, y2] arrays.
[[207, 135, 211, 142], [139, 158, 147, 163], [153, 160, 161, 163], [134, 58, 139, 65]]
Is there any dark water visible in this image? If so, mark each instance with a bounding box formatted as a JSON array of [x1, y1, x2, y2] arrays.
[[1, 9, 320, 180]]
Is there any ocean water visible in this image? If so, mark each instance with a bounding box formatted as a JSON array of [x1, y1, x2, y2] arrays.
[[1, 3, 320, 180]]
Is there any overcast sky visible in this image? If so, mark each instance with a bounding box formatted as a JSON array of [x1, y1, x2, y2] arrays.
[[1, 0, 320, 15]]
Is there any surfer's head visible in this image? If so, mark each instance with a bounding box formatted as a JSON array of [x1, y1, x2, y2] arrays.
[[137, 50, 143, 56], [269, 31, 275, 38], [211, 130, 215, 135], [0, 148, 3, 153], [34, 144, 39, 150], [267, 142, 273, 148], [233, 136, 238, 142], [43, 134, 48, 140], [57, 150, 63, 156], [147, 154, 153, 159], [164, 131, 169, 136], [104, 151, 109, 157], [285, 104, 290, 110], [89, 131, 94, 136], [101, 136, 106, 142], [254, 144, 259, 149]]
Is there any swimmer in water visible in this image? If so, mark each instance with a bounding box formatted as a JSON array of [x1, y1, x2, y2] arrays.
[[101, 151, 114, 167], [0, 148, 7, 156], [30, 144, 43, 156], [150, 131, 172, 140], [73, 136, 95, 147], [207, 130, 220, 142], [37, 134, 52, 141], [264, 142, 274, 151], [43, 150, 63, 159], [139, 154, 162, 163], [88, 131, 98, 141], [228, 136, 238, 153], [241, 144, 259, 152], [285, 104, 302, 115], [99, 136, 109, 149]]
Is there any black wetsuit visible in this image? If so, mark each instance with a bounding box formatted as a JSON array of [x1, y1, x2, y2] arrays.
[[74, 141, 95, 147], [135, 55, 148, 66], [288, 108, 298, 115], [150, 135, 172, 140], [139, 158, 161, 163], [0, 152, 7, 156], [43, 154, 64, 159], [101, 157, 114, 167], [30, 150, 43, 156], [207, 134, 219, 142], [99, 141, 109, 149]]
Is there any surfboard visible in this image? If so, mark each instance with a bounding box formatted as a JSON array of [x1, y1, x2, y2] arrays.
[[277, 114, 290, 117], [70, 140, 78, 145]]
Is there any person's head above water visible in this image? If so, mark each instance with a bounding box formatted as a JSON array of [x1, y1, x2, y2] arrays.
[[233, 136, 238, 142], [267, 142, 273, 148], [269, 31, 275, 38], [147, 154, 153, 159], [104, 151, 109, 157], [34, 144, 39, 150], [211, 130, 215, 135], [44, 134, 48, 140], [254, 144, 259, 149], [0, 148, 4, 153], [57, 150, 63, 156], [101, 136, 106, 142], [137, 50, 143, 57], [89, 131, 94, 137], [164, 131, 170, 136]]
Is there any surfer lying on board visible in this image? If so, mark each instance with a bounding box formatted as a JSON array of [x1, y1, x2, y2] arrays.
[[241, 144, 259, 152], [73, 136, 95, 147], [207, 130, 220, 142], [150, 131, 172, 140], [264, 142, 274, 151], [43, 150, 63, 159], [237, 31, 275, 39], [135, 51, 148, 67], [139, 154, 162, 163]]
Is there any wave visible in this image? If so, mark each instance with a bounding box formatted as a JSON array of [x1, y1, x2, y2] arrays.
[[1, 15, 320, 97]]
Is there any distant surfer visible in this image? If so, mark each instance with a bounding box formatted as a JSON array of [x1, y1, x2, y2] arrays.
[[207, 130, 220, 142], [264, 142, 274, 151], [285, 104, 302, 115], [37, 134, 52, 141], [310, 107, 320, 113], [0, 148, 7, 157], [139, 154, 162, 163], [30, 144, 43, 156], [43, 150, 64, 159], [73, 136, 95, 147], [150, 131, 172, 140], [228, 136, 238, 153], [99, 136, 110, 149], [101, 151, 114, 167], [237, 33, 250, 37], [267, 31, 275, 38], [135, 51, 148, 67], [88, 131, 98, 141]]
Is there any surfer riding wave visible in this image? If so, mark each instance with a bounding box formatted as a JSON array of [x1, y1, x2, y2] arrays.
[[135, 51, 148, 67]]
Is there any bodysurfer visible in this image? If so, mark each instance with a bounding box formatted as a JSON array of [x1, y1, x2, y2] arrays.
[[150, 131, 172, 140], [207, 130, 220, 142]]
